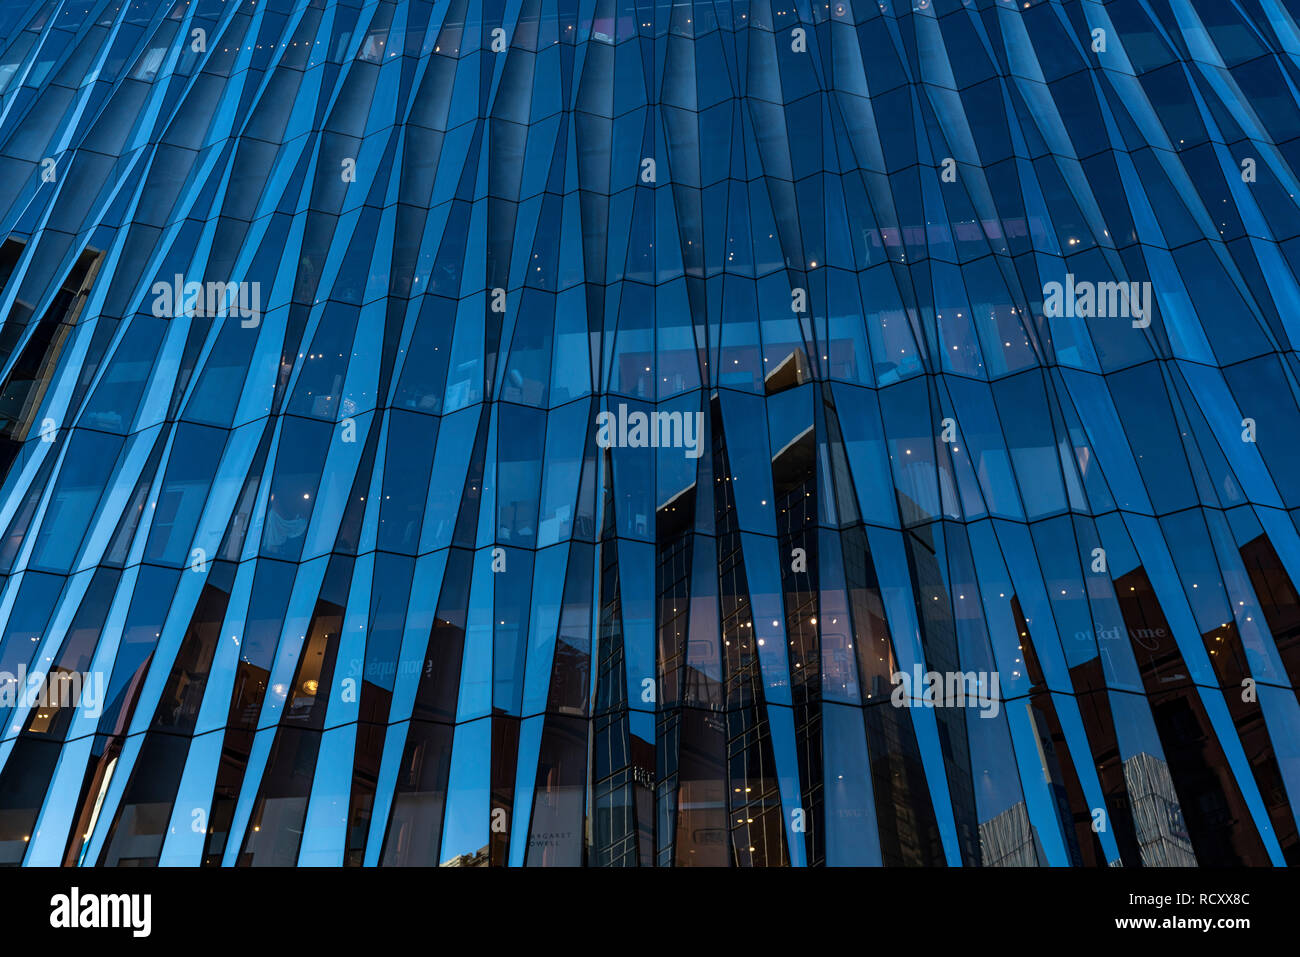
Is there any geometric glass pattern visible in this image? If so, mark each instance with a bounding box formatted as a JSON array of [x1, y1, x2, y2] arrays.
[[0, 0, 1298, 867]]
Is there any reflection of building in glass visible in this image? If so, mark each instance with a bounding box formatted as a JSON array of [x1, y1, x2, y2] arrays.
[[0, 0, 1296, 868], [442, 845, 489, 868], [978, 801, 1046, 868], [1124, 752, 1198, 869]]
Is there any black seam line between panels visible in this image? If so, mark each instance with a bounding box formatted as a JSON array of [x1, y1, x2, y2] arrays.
[[24, 496, 1300, 578], [15, 676, 1300, 754], [41, 360, 1300, 450]]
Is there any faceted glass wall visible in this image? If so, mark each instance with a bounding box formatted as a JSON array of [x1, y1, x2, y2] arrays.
[[0, 0, 1297, 866]]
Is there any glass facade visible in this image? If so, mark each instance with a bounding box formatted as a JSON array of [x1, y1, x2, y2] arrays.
[[0, 0, 1296, 867]]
